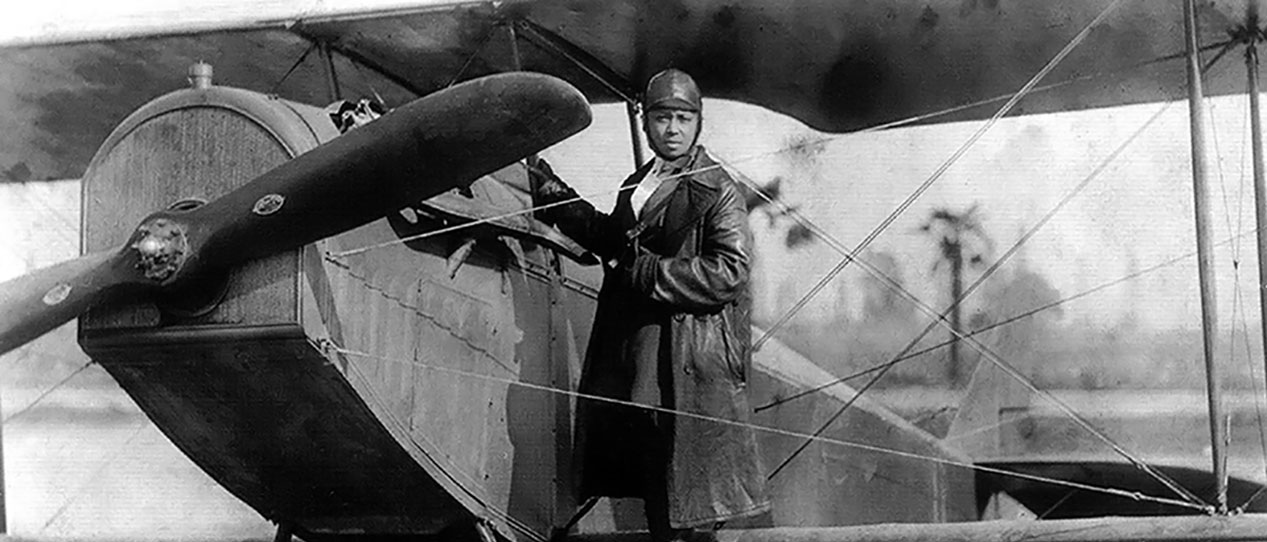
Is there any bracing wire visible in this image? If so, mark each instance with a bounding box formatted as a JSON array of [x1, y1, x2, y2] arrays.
[[3, 360, 95, 424], [326, 2, 1229, 263], [329, 183, 635, 258], [2, 344, 91, 367], [348, 55, 388, 106], [339, 91, 1217, 503], [1209, 79, 1254, 492], [750, 94, 1160, 349], [1206, 52, 1246, 434], [1194, 62, 1246, 492], [1238, 278, 1267, 498], [755, 225, 1259, 414], [314, 0, 1204, 508], [1039, 489, 1080, 519], [736, 101, 1188, 483], [752, 0, 1125, 349], [1235, 288, 1267, 508], [40, 421, 150, 533], [339, 358, 549, 542], [323, 256, 520, 375], [13, 188, 78, 243], [1199, 38, 1267, 512], [754, 37, 1232, 354], [834, 39, 1231, 138], [1234, 45, 1267, 514], [270, 42, 318, 95], [752, 102, 1170, 401], [720, 124, 1209, 505], [445, 23, 501, 89], [332, 345, 1209, 513], [514, 19, 638, 104], [752, 26, 1239, 499]]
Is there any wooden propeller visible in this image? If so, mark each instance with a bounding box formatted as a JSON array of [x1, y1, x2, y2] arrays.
[[0, 72, 591, 355]]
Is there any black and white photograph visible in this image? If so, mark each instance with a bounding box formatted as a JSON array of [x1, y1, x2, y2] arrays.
[[3, 1, 1267, 541]]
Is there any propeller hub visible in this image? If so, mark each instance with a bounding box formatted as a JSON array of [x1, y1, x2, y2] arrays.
[[131, 218, 188, 282]]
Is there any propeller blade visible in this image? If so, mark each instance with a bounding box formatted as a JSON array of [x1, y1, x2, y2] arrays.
[[0, 72, 591, 356], [0, 250, 149, 355], [169, 72, 592, 276]]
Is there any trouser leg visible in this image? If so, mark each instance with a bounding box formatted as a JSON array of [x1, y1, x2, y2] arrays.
[[639, 413, 675, 542]]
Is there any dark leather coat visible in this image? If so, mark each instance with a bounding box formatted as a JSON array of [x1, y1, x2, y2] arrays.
[[536, 146, 769, 527]]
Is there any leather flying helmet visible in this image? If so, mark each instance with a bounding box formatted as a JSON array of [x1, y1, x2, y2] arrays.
[[643, 69, 701, 112]]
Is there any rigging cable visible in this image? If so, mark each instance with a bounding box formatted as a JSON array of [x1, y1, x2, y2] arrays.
[[1038, 489, 1080, 519], [760, 227, 1267, 461], [331, 344, 1208, 514], [756, 226, 1261, 413], [750, 39, 1235, 354], [348, 54, 388, 107], [323, 66, 1213, 515], [338, 355, 549, 542], [323, 45, 1239, 260], [1207, 53, 1255, 491], [321, 0, 1204, 505], [445, 23, 501, 89], [3, 360, 95, 424], [1233, 289, 1267, 512], [41, 422, 150, 533], [316, 8, 1246, 509], [714, 93, 1209, 501], [323, 14, 1241, 261], [13, 187, 78, 243], [751, 29, 1241, 502], [729, 143, 1208, 507], [270, 42, 318, 95], [738, 98, 1169, 394], [1206, 38, 1267, 509], [726, 103, 1205, 505], [514, 19, 638, 104], [1235, 42, 1267, 512], [751, 0, 1126, 349], [323, 256, 521, 376]]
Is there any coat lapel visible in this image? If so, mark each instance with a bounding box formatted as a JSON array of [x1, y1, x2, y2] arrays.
[[626, 147, 712, 251], [633, 175, 680, 232], [661, 180, 700, 252], [662, 148, 714, 252]]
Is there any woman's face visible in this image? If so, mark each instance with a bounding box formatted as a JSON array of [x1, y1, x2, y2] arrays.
[[644, 108, 700, 160]]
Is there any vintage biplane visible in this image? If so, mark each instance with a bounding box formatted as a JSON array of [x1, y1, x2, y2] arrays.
[[5, 0, 1267, 541]]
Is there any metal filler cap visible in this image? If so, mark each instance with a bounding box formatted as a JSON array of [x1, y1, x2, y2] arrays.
[[188, 62, 213, 89]]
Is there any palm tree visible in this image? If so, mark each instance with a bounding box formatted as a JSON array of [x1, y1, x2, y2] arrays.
[[919, 203, 992, 385]]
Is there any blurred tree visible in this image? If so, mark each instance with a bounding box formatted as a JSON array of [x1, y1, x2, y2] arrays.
[[920, 204, 992, 385], [738, 175, 816, 249]]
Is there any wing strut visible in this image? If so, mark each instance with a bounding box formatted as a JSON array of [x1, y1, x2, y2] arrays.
[[1182, 0, 1229, 513], [512, 18, 645, 167], [1244, 4, 1267, 514], [320, 41, 342, 102], [625, 102, 646, 168]]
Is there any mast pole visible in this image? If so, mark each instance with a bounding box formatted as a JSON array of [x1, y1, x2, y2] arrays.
[[627, 101, 646, 168], [320, 42, 341, 102], [1183, 0, 1228, 512], [1247, 0, 1267, 443]]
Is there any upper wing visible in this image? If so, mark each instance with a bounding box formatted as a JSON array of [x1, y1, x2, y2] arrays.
[[1, 0, 1260, 182]]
